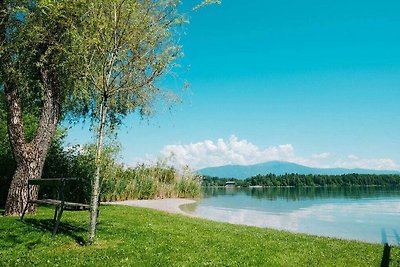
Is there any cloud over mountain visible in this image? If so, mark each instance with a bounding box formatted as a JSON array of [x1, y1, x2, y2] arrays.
[[159, 135, 399, 171], [160, 135, 298, 169]]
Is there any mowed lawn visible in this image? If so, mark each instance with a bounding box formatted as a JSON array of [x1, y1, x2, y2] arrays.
[[0, 205, 398, 266]]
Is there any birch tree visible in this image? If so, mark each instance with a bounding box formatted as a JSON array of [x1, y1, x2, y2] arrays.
[[78, 0, 190, 244]]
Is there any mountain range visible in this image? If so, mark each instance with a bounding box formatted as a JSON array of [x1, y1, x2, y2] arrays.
[[197, 161, 400, 179]]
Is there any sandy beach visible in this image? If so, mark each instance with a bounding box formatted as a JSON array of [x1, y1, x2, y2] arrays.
[[110, 198, 197, 216]]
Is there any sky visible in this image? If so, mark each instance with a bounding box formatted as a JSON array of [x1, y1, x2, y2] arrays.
[[65, 0, 400, 170]]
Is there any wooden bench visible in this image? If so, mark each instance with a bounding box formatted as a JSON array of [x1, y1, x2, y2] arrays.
[[20, 178, 90, 236]]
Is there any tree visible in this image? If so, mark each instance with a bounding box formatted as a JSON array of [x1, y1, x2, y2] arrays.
[[76, 0, 190, 244], [0, 0, 85, 215], [78, 0, 220, 243]]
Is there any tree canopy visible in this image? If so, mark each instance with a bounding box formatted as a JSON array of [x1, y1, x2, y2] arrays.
[[0, 0, 87, 117], [74, 0, 185, 129]]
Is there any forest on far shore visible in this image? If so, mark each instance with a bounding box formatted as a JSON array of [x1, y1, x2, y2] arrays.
[[202, 173, 400, 187]]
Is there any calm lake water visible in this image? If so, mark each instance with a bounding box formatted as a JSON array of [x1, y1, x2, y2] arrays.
[[181, 187, 400, 244]]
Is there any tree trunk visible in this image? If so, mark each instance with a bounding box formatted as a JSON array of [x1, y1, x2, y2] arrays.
[[88, 97, 108, 244], [4, 153, 43, 215]]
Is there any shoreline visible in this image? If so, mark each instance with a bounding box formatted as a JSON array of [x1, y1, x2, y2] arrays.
[[109, 198, 197, 216]]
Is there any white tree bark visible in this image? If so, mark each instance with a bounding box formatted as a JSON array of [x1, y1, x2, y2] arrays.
[[88, 97, 108, 244]]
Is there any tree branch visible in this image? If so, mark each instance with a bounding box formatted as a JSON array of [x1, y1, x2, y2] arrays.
[[4, 80, 25, 158], [32, 60, 60, 159]]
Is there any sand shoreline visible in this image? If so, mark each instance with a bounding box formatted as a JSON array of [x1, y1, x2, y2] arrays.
[[109, 198, 197, 216]]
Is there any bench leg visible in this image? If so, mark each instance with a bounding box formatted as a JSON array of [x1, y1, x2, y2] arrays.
[[53, 206, 59, 223], [52, 205, 64, 236], [20, 202, 30, 221]]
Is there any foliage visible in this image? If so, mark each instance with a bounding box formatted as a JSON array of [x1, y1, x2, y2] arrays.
[[76, 0, 185, 126], [0, 205, 397, 266], [202, 173, 400, 187], [0, 0, 87, 119]]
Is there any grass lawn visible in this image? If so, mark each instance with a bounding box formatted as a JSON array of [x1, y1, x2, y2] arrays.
[[0, 205, 399, 266]]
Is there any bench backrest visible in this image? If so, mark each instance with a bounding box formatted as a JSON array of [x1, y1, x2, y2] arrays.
[[28, 178, 85, 186], [28, 177, 90, 204]]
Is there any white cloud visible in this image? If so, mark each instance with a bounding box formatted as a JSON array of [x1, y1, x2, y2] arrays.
[[160, 135, 297, 169], [348, 154, 359, 160], [154, 135, 400, 171], [312, 152, 331, 159], [334, 156, 399, 170]]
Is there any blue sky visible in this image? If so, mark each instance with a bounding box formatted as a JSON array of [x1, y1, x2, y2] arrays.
[[66, 0, 400, 170]]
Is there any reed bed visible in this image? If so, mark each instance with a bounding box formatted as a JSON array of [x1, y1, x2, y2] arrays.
[[100, 162, 202, 201]]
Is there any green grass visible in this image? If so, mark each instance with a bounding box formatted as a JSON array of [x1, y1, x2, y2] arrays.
[[0, 205, 399, 266]]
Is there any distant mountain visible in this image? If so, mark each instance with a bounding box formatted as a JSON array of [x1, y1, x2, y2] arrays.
[[197, 161, 400, 179]]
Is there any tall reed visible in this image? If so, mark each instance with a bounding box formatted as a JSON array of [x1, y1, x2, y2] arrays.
[[100, 162, 202, 201]]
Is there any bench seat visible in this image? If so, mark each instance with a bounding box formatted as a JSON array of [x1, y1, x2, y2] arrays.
[[28, 199, 90, 210]]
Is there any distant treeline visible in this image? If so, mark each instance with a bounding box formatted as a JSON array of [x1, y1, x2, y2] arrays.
[[202, 173, 400, 187]]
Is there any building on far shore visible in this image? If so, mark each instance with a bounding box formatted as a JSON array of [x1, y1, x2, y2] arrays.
[[225, 181, 236, 187]]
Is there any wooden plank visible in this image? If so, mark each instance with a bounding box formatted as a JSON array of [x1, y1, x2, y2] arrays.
[[28, 179, 64, 186], [28, 177, 84, 186], [63, 202, 90, 208], [29, 199, 62, 205], [28, 199, 90, 209]]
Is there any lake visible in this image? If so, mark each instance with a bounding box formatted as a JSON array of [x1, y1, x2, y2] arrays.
[[181, 186, 400, 244]]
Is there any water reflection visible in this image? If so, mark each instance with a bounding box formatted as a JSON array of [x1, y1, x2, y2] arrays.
[[203, 186, 400, 201], [182, 187, 400, 244]]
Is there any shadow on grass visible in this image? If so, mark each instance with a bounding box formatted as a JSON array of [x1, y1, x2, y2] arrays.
[[1, 234, 45, 251], [380, 243, 391, 267], [23, 218, 86, 245], [1, 234, 23, 249]]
